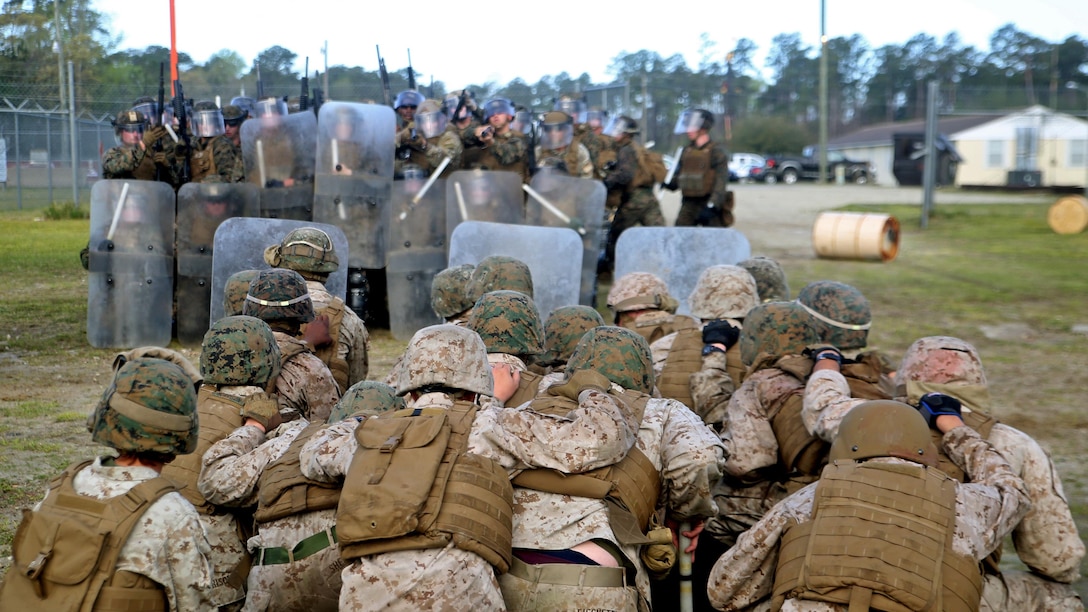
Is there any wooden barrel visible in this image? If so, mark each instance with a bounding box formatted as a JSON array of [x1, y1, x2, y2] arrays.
[[812, 212, 900, 262], [1047, 195, 1088, 235]]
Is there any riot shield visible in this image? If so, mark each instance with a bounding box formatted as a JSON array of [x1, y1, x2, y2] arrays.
[[87, 179, 176, 348], [614, 227, 751, 316], [385, 175, 447, 340], [175, 182, 260, 346], [448, 221, 581, 321], [209, 218, 349, 323], [444, 169, 525, 250], [526, 171, 606, 306], [241, 111, 317, 220], [312, 102, 396, 269]]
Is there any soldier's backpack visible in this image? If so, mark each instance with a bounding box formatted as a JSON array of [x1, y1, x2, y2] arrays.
[[632, 143, 667, 189], [0, 461, 178, 611]]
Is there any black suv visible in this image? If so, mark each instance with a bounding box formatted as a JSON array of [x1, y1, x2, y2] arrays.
[[762, 147, 874, 185]]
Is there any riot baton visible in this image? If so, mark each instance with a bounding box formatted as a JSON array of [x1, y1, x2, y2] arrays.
[[164, 124, 180, 143], [663, 146, 684, 186], [453, 181, 469, 222], [106, 182, 131, 241], [256, 140, 267, 187], [331, 139, 340, 172], [411, 156, 450, 205], [522, 183, 586, 235], [679, 521, 693, 612]]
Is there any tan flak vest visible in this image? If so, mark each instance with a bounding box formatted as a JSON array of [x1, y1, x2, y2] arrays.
[[161, 386, 246, 514], [842, 351, 896, 400], [0, 461, 175, 612], [676, 146, 715, 198], [629, 310, 698, 347], [657, 328, 746, 411], [512, 390, 660, 546], [772, 460, 983, 612], [254, 421, 341, 524], [336, 401, 514, 572], [306, 297, 350, 393], [189, 137, 218, 184]]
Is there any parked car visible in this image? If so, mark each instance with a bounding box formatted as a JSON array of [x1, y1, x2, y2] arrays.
[[762, 148, 874, 185], [729, 152, 766, 182]]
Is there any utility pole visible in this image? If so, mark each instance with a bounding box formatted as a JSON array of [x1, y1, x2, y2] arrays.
[[54, 0, 65, 111], [818, 0, 829, 184], [322, 41, 329, 97]]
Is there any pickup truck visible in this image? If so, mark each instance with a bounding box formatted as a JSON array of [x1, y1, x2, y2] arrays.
[[761, 148, 874, 185]]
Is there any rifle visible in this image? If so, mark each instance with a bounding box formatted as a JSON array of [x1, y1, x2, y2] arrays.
[[453, 88, 472, 123], [376, 45, 392, 107], [154, 63, 166, 182], [525, 107, 537, 177], [255, 61, 264, 100], [299, 57, 310, 112], [312, 73, 325, 115], [407, 49, 416, 91], [173, 79, 192, 185]]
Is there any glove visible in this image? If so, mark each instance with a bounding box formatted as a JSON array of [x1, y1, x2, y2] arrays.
[[152, 151, 168, 166], [917, 392, 962, 429], [702, 320, 740, 349], [264, 179, 285, 188], [640, 526, 677, 580], [242, 392, 282, 432], [142, 125, 166, 148], [601, 160, 617, 172], [803, 345, 843, 364], [548, 369, 612, 400], [695, 203, 718, 225]]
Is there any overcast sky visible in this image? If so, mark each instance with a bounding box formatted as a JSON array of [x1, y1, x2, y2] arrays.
[[95, 0, 1086, 91]]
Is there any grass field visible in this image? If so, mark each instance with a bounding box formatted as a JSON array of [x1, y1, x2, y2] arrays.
[[0, 199, 1085, 596]]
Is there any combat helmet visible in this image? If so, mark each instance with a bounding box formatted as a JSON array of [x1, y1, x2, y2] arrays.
[[394, 90, 425, 111], [199, 315, 281, 387], [687, 265, 759, 321], [606, 272, 678, 318], [394, 324, 494, 397], [738, 256, 790, 302], [603, 115, 640, 139], [673, 108, 714, 134], [223, 269, 260, 317], [192, 100, 225, 138], [327, 381, 405, 422], [738, 301, 820, 366], [796, 281, 872, 350], [539, 111, 574, 150], [483, 98, 515, 122], [896, 336, 988, 410], [264, 227, 339, 281], [829, 400, 938, 467], [112, 109, 148, 136], [466, 255, 534, 303], [467, 290, 544, 357], [553, 95, 587, 123], [431, 263, 476, 319], [88, 357, 199, 456], [415, 99, 448, 138], [222, 104, 249, 127], [539, 305, 605, 368], [242, 268, 315, 323], [566, 326, 654, 394]]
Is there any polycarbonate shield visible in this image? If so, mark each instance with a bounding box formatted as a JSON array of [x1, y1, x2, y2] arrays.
[[209, 218, 349, 323], [614, 227, 751, 316], [241, 110, 317, 220], [175, 182, 260, 346], [526, 171, 606, 306], [444, 169, 525, 248], [313, 102, 396, 269], [87, 179, 176, 348], [448, 221, 581, 321], [385, 176, 447, 340]]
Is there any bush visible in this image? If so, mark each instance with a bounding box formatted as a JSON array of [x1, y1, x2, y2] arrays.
[[42, 201, 89, 220]]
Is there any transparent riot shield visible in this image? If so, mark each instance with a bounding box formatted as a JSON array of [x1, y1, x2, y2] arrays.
[[87, 179, 176, 348], [444, 169, 525, 249], [312, 102, 395, 269], [175, 182, 260, 346], [242, 111, 317, 220], [448, 221, 581, 321], [209, 218, 349, 323], [614, 227, 751, 316], [526, 171, 606, 306], [385, 175, 447, 340]]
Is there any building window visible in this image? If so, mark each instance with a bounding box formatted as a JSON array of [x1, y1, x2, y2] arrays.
[[1071, 139, 1088, 168], [987, 141, 1004, 168]]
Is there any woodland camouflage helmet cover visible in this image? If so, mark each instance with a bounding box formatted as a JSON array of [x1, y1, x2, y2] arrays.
[[327, 381, 405, 422], [199, 315, 281, 387], [431, 263, 476, 319], [466, 255, 534, 303], [467, 290, 544, 357], [223, 269, 260, 317], [796, 280, 872, 350], [829, 399, 938, 467], [738, 256, 790, 302], [394, 324, 494, 397], [539, 305, 605, 368], [606, 272, 678, 315], [739, 301, 820, 366], [242, 268, 315, 323], [566, 326, 655, 394], [264, 226, 340, 278], [88, 357, 199, 456], [687, 264, 760, 321]]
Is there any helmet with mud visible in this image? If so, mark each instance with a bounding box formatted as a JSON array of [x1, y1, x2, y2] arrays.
[[466, 255, 534, 303], [431, 263, 476, 319], [467, 290, 544, 357], [539, 305, 605, 368], [687, 265, 760, 321], [394, 324, 494, 397], [566, 326, 654, 394], [242, 268, 315, 324], [739, 301, 820, 366], [199, 315, 281, 387], [88, 358, 199, 456], [796, 280, 872, 350], [829, 400, 938, 467], [264, 227, 339, 281]]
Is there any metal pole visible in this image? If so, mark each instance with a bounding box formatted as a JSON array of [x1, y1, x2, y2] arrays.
[[818, 0, 829, 184], [46, 115, 54, 204], [55, 0, 65, 112], [14, 112, 21, 210], [69, 61, 78, 205], [921, 81, 939, 229]]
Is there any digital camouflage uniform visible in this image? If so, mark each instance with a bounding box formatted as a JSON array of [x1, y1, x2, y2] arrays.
[[307, 281, 370, 388], [737, 256, 791, 302], [672, 140, 731, 227], [191, 134, 244, 183], [804, 336, 1085, 612], [467, 289, 547, 409], [707, 402, 1031, 612]]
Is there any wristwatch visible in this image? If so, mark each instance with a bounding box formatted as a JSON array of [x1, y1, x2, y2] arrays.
[[702, 344, 727, 357], [815, 351, 842, 365]]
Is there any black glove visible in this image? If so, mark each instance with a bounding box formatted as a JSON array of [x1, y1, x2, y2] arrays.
[[602, 160, 617, 172], [803, 345, 843, 364], [702, 320, 740, 349], [917, 392, 962, 428], [264, 179, 285, 188], [695, 203, 718, 225]]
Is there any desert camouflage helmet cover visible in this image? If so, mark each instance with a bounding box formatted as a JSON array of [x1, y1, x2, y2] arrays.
[[327, 381, 405, 422], [896, 336, 989, 410], [242, 268, 315, 323], [394, 324, 494, 397], [796, 280, 872, 350], [687, 264, 760, 321], [829, 400, 938, 467], [467, 290, 544, 356], [466, 255, 534, 303], [739, 301, 820, 366], [606, 272, 678, 314], [264, 226, 340, 277], [223, 269, 260, 317], [738, 256, 790, 302], [88, 357, 199, 455], [566, 326, 655, 394], [199, 315, 281, 387], [539, 305, 605, 368], [431, 263, 476, 319]]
